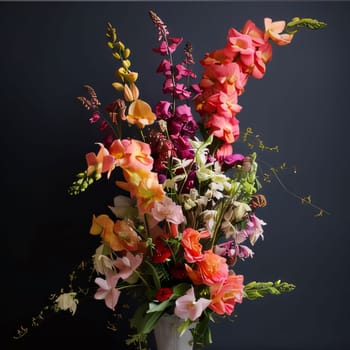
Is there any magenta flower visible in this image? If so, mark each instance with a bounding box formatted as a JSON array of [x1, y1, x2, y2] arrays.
[[174, 286, 211, 321], [155, 100, 172, 119], [156, 59, 172, 76]]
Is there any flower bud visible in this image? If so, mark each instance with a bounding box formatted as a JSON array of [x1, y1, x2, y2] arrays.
[[123, 84, 134, 102], [112, 82, 124, 91]]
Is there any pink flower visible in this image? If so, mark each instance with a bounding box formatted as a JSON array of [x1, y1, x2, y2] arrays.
[[151, 196, 185, 224], [225, 28, 255, 67], [174, 286, 211, 321], [113, 251, 143, 280], [205, 114, 240, 144], [156, 59, 172, 76], [248, 214, 266, 245], [94, 273, 121, 311]]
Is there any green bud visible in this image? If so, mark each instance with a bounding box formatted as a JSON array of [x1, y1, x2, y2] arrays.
[[107, 41, 114, 49]]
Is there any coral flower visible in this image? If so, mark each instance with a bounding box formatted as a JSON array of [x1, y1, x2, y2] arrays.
[[186, 250, 229, 286], [264, 18, 294, 46], [181, 228, 210, 263], [85, 143, 115, 179], [209, 273, 244, 315], [109, 138, 153, 171]]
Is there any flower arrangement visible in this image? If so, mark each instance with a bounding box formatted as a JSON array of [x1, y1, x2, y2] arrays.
[[14, 10, 327, 350]]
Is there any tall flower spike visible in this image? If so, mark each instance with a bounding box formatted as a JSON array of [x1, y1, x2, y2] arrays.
[[149, 10, 169, 41]]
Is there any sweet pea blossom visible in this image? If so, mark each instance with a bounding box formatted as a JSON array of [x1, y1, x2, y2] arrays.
[[174, 286, 211, 321], [94, 273, 121, 311], [113, 251, 143, 280]]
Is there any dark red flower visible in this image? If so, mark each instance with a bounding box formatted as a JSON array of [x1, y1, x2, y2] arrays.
[[152, 237, 172, 263], [170, 263, 187, 280], [155, 287, 173, 302]]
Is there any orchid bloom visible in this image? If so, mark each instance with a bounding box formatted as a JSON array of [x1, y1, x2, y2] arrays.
[[94, 273, 121, 311], [174, 286, 211, 321]]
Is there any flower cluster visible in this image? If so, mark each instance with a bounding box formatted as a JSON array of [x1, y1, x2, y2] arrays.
[[15, 11, 326, 349]]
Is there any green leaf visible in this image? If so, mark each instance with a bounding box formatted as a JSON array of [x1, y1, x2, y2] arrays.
[[147, 299, 172, 314]]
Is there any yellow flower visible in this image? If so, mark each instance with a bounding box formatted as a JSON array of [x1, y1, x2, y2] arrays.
[[126, 99, 156, 128]]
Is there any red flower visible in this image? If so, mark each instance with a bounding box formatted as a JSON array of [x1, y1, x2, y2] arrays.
[[155, 287, 173, 302], [152, 237, 172, 263]]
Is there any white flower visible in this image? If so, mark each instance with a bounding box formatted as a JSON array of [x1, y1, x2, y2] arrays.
[[93, 244, 115, 275], [202, 210, 217, 234], [232, 201, 251, 221], [108, 195, 137, 219], [55, 292, 79, 315]]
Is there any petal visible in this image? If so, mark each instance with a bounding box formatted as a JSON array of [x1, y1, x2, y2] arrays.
[[105, 288, 121, 311]]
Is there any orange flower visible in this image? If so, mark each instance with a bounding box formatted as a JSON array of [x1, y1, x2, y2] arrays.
[[89, 214, 141, 252], [126, 99, 156, 128], [186, 250, 229, 286], [181, 228, 210, 263], [116, 168, 165, 214], [209, 273, 244, 315]]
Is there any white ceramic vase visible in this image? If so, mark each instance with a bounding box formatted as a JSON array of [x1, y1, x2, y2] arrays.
[[154, 313, 193, 350]]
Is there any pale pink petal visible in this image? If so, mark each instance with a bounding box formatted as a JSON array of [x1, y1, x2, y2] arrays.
[[105, 288, 121, 311], [94, 277, 109, 290]]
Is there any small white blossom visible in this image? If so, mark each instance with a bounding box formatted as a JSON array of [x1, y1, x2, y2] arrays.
[[55, 292, 79, 315]]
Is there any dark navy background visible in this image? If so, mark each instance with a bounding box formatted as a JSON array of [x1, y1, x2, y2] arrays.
[[2, 1, 349, 349]]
